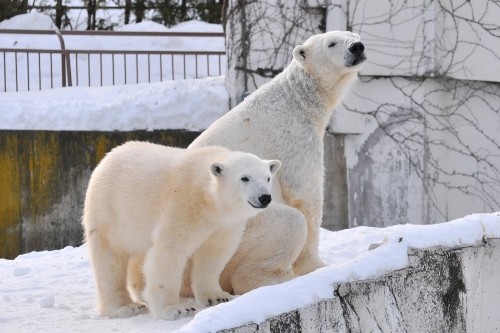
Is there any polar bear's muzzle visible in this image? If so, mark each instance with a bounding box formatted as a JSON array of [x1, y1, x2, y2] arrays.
[[346, 41, 367, 67], [249, 194, 272, 209]]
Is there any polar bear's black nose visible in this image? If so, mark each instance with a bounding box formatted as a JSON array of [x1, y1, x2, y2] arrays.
[[349, 42, 365, 56], [259, 194, 272, 206]]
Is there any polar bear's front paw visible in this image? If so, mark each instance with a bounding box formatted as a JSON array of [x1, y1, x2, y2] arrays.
[[103, 302, 147, 318], [198, 291, 235, 307], [155, 305, 197, 321]]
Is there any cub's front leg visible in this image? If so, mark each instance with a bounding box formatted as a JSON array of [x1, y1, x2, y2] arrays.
[[142, 242, 189, 320], [142, 222, 207, 320], [191, 224, 245, 306]]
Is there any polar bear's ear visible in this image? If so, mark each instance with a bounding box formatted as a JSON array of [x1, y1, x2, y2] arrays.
[[268, 160, 282, 175], [210, 163, 224, 177], [292, 45, 307, 66]]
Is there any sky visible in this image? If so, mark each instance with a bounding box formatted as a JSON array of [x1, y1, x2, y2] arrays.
[[1, 12, 500, 333]]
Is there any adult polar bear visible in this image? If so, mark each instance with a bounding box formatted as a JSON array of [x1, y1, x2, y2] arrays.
[[189, 31, 366, 293]]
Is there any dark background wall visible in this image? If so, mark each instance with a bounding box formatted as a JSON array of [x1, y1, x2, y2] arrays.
[[0, 130, 199, 259], [0, 130, 348, 259]]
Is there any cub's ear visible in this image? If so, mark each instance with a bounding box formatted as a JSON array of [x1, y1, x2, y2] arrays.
[[292, 45, 307, 65], [210, 163, 225, 177], [267, 160, 281, 175]]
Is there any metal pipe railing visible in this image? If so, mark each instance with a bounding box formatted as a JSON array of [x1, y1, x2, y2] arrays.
[[0, 29, 226, 92], [53, 29, 72, 86]]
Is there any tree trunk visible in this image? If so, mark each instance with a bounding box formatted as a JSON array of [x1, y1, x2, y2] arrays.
[[134, 0, 145, 23], [124, 0, 131, 24], [55, 0, 63, 28]]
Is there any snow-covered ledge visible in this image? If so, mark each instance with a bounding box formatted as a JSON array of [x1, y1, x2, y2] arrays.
[[219, 241, 500, 333], [176, 214, 500, 333]]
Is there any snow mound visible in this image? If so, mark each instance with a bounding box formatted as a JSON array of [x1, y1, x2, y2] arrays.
[[118, 20, 169, 32], [39, 295, 55, 308], [0, 76, 229, 131], [0, 12, 55, 30], [167, 20, 223, 33]]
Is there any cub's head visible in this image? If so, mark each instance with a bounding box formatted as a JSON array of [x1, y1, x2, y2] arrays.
[[209, 152, 281, 216], [292, 31, 366, 77]]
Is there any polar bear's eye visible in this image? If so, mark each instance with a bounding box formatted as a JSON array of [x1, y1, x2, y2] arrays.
[[328, 42, 336, 48], [267, 177, 270, 182], [241, 177, 249, 182]]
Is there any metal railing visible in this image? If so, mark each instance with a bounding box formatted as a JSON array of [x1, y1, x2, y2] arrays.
[[0, 29, 226, 92]]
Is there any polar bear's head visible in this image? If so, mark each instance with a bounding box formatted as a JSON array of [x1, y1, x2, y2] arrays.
[[209, 152, 281, 215], [292, 30, 366, 77]]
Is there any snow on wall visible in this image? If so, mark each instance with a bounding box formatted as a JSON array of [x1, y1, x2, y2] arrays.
[[0, 76, 228, 132], [220, 239, 500, 333], [224, 0, 500, 226]]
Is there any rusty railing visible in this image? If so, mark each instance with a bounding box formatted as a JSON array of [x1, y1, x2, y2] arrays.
[[0, 29, 226, 92]]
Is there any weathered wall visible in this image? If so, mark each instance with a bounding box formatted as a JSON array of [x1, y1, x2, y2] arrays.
[[219, 239, 500, 333], [323, 133, 349, 231], [328, 0, 500, 227], [342, 77, 500, 227], [224, 0, 500, 227], [0, 130, 347, 258], [0, 130, 199, 259]]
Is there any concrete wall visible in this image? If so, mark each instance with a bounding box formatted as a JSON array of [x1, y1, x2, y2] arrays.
[[323, 133, 349, 231], [220, 239, 500, 333], [0, 130, 347, 258], [0, 130, 199, 259], [224, 0, 500, 227]]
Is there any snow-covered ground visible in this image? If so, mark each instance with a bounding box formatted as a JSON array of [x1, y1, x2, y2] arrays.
[[1, 213, 499, 333]]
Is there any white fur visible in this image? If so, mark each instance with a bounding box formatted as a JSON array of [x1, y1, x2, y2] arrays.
[[189, 31, 366, 293], [82, 142, 280, 319]]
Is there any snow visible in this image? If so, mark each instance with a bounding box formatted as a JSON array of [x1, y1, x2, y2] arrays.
[[0, 76, 228, 131], [1, 213, 499, 333], [0, 12, 56, 30]]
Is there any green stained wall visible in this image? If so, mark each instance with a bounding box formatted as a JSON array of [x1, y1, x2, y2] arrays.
[[0, 130, 199, 259]]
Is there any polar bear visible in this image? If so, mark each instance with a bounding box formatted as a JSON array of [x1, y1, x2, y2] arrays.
[[82, 141, 280, 319], [189, 31, 366, 293]]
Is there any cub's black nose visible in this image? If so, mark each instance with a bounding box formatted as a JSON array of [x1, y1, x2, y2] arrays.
[[349, 42, 365, 56], [258, 194, 272, 206]]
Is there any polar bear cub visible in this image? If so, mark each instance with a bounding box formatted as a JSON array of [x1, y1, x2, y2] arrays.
[[82, 141, 281, 320]]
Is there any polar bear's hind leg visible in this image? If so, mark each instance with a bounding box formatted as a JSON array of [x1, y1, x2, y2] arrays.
[[86, 232, 147, 318]]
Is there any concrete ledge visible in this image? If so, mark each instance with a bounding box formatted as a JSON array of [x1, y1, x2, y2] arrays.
[[220, 239, 500, 333]]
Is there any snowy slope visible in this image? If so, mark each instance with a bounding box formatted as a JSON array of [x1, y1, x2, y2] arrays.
[[1, 214, 499, 333]]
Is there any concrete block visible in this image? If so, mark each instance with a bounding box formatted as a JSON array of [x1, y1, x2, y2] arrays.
[[219, 240, 500, 333]]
